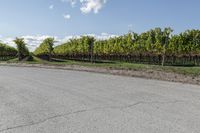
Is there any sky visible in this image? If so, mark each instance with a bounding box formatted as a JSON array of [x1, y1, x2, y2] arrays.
[[0, 0, 200, 51]]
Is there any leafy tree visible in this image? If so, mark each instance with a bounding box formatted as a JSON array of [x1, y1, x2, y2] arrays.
[[34, 38, 54, 61], [44, 38, 54, 61], [86, 36, 95, 62], [162, 27, 173, 66], [13, 38, 29, 61], [0, 42, 17, 61]]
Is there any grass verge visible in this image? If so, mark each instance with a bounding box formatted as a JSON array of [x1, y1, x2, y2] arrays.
[[2, 56, 200, 77]]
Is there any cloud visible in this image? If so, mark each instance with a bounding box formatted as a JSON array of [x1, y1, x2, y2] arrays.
[[1, 35, 59, 52], [2, 38, 15, 48], [1, 33, 117, 51], [97, 33, 118, 40], [49, 4, 54, 10], [63, 14, 71, 20], [0, 35, 2, 38], [128, 24, 133, 28], [60, 33, 118, 43], [61, 0, 107, 14], [22, 35, 61, 51], [61, 0, 77, 7], [80, 0, 107, 14]]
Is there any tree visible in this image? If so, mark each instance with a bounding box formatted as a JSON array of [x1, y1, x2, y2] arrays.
[[0, 42, 17, 61], [84, 36, 95, 62], [44, 38, 54, 61], [34, 38, 54, 61], [162, 27, 173, 66], [13, 38, 29, 61]]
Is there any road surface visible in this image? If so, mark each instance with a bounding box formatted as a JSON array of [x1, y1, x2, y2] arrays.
[[0, 66, 200, 133]]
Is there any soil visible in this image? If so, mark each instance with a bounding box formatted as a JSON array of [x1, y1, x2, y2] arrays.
[[0, 63, 200, 85]]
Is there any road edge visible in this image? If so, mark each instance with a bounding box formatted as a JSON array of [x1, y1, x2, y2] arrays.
[[0, 63, 199, 85]]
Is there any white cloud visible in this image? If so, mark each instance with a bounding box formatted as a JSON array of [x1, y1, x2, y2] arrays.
[[63, 14, 71, 20], [97, 33, 118, 40], [49, 4, 54, 10], [80, 0, 107, 14], [22, 35, 61, 51], [1, 37, 17, 49], [61, 0, 77, 7], [1, 33, 117, 51], [128, 24, 133, 29], [60, 35, 81, 43], [1, 35, 59, 52], [60, 0, 107, 15], [0, 35, 3, 43], [61, 33, 118, 42]]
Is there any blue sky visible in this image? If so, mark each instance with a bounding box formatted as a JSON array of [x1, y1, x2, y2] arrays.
[[0, 0, 200, 50]]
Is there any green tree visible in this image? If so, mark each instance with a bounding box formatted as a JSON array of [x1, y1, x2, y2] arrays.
[[0, 42, 17, 61], [13, 38, 29, 61], [34, 38, 54, 61], [44, 38, 54, 61], [162, 27, 173, 66]]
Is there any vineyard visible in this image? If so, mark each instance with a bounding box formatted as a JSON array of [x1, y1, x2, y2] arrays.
[[0, 42, 17, 61], [0, 38, 30, 61], [1, 28, 200, 66], [37, 28, 200, 66]]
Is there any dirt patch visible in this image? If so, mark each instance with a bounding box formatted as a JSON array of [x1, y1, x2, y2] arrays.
[[0, 63, 200, 85]]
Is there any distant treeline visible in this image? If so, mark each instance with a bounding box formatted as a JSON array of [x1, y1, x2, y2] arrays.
[[1, 27, 200, 66]]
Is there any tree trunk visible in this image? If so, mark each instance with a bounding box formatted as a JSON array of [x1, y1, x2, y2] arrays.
[[162, 45, 166, 66], [18, 52, 22, 61], [89, 42, 94, 63], [162, 54, 165, 66], [49, 53, 52, 61], [18, 54, 21, 61]]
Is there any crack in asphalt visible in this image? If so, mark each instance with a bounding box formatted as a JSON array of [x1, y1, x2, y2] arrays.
[[0, 109, 88, 133], [0, 100, 183, 132]]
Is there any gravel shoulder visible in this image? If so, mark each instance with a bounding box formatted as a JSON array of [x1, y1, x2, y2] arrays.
[[0, 63, 200, 85]]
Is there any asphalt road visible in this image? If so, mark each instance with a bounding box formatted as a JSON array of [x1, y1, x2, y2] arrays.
[[0, 66, 200, 133]]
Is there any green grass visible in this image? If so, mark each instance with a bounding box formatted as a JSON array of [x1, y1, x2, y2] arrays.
[[2, 56, 200, 76]]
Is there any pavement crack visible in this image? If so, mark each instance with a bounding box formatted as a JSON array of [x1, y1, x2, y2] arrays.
[[0, 109, 88, 132], [144, 100, 184, 105], [103, 100, 184, 110], [0, 100, 183, 132]]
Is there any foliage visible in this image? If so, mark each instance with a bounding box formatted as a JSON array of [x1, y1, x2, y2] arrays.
[[34, 38, 55, 61], [13, 38, 29, 61], [51, 28, 200, 65], [1, 28, 199, 66], [0, 42, 17, 61], [53, 36, 95, 56], [0, 42, 17, 56]]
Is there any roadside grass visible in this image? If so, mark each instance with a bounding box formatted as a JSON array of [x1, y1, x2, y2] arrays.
[[2, 56, 200, 76]]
